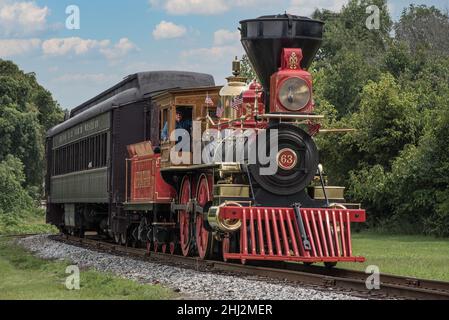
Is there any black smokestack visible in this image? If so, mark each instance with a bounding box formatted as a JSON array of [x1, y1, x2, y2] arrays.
[[240, 14, 324, 94]]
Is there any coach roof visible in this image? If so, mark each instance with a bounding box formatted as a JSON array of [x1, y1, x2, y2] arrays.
[[47, 71, 215, 138]]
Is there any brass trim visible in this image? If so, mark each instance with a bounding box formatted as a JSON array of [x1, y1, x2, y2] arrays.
[[319, 129, 357, 133], [207, 201, 242, 233], [310, 186, 345, 201], [276, 148, 298, 171], [259, 114, 325, 120], [214, 184, 250, 197]]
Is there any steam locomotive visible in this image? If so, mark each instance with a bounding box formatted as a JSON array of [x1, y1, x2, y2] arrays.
[[46, 14, 366, 266]]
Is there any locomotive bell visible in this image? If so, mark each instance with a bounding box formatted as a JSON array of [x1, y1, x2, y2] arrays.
[[219, 57, 247, 120]]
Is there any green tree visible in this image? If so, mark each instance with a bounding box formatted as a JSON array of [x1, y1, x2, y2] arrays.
[[313, 0, 393, 61], [350, 73, 420, 166], [0, 59, 64, 192], [317, 73, 420, 183], [240, 54, 257, 83], [0, 60, 63, 132], [312, 0, 393, 117], [395, 5, 449, 56], [0, 106, 43, 187], [349, 100, 449, 236], [313, 49, 381, 116], [0, 155, 33, 214]]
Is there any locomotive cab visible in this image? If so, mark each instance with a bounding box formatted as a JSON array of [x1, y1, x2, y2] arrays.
[[154, 87, 221, 168]]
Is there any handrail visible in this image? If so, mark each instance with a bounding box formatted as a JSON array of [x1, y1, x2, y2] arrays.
[[258, 114, 325, 120]]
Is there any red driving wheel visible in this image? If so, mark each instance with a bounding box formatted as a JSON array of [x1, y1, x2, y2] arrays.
[[169, 242, 176, 255], [195, 174, 212, 260], [179, 176, 192, 257]]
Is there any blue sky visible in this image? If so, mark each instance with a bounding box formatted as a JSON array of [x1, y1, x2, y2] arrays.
[[0, 0, 448, 109]]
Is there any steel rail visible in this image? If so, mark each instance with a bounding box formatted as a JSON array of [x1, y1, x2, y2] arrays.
[[270, 262, 449, 295], [0, 233, 41, 239], [52, 234, 449, 300]]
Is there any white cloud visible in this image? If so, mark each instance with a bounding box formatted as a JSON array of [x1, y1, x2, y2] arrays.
[[155, 0, 227, 15], [0, 38, 41, 57], [214, 29, 240, 46], [42, 37, 138, 61], [42, 37, 110, 56], [100, 38, 138, 60], [53, 73, 118, 84], [0, 1, 49, 36], [181, 45, 243, 62], [150, 0, 271, 15], [152, 21, 187, 40], [288, 0, 346, 16]]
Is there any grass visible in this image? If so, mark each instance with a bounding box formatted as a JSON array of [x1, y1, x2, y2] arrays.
[[0, 238, 175, 300], [0, 208, 58, 236], [338, 232, 449, 282]]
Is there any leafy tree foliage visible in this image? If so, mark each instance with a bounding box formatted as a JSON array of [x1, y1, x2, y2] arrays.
[[313, 0, 392, 62], [313, 3, 449, 235], [240, 54, 258, 83], [0, 60, 64, 133], [0, 106, 43, 187], [0, 156, 33, 215], [395, 5, 449, 56], [312, 0, 392, 116], [0, 59, 64, 195]]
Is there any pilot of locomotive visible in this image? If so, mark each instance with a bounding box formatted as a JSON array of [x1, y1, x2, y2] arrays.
[[161, 109, 192, 143]]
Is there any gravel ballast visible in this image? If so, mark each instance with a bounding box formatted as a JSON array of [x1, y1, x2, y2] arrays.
[[18, 235, 361, 300]]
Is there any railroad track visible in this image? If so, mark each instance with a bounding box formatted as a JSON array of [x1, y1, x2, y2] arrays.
[[0, 233, 41, 239], [46, 234, 449, 300]]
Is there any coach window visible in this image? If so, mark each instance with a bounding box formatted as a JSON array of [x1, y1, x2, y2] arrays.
[[69, 144, 73, 173], [83, 139, 88, 170], [57, 148, 61, 175], [71, 143, 75, 173], [69, 143, 73, 173], [88, 138, 91, 168], [61, 148, 64, 174], [93, 136, 97, 168], [53, 150, 56, 175], [67, 144, 71, 173], [101, 133, 107, 167], [62, 146, 66, 174], [97, 135, 100, 168], [80, 140, 83, 171]]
